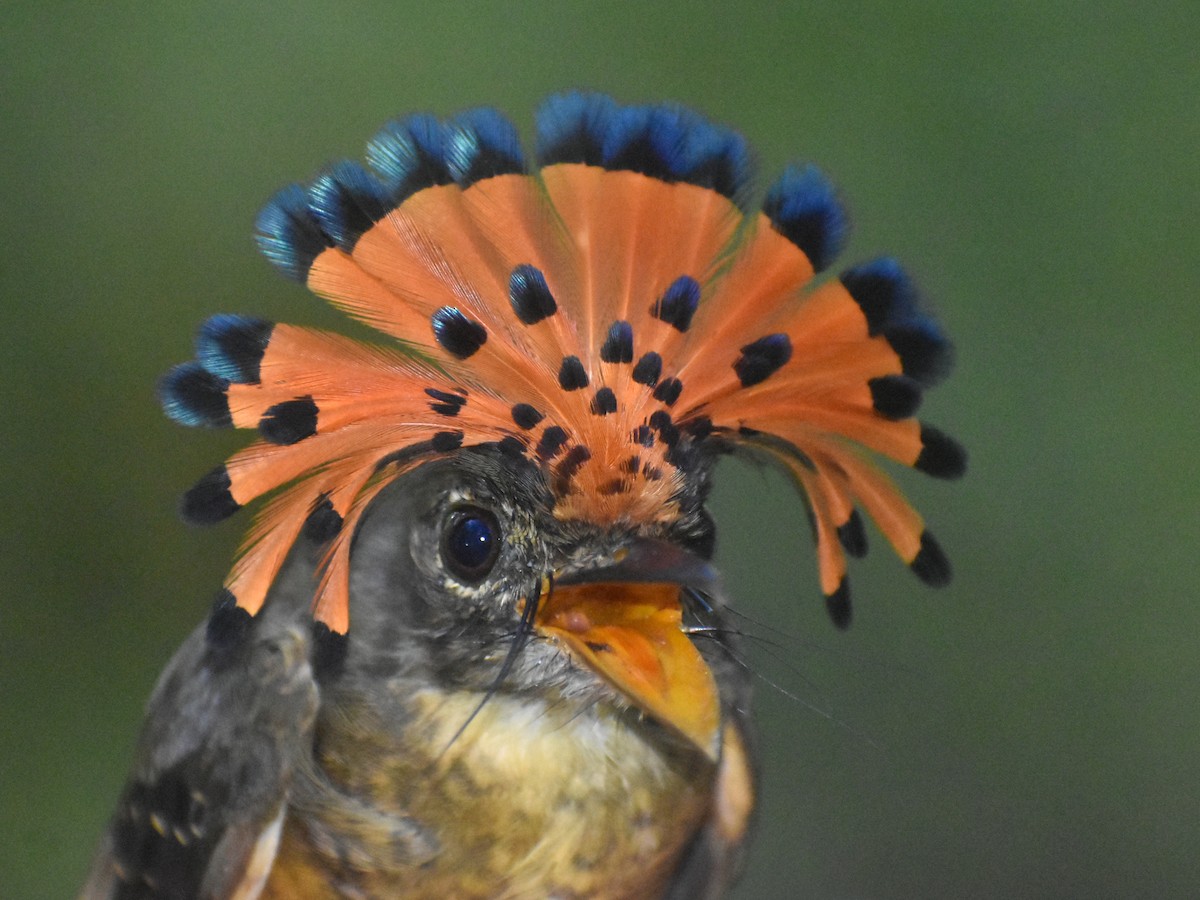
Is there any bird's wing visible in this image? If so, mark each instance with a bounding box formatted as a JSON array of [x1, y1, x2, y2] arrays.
[[80, 602, 318, 900]]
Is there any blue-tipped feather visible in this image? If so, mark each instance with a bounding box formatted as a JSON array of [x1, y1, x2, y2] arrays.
[[255, 183, 328, 282], [762, 164, 848, 272], [195, 314, 273, 384], [159, 363, 231, 428], [624, 104, 752, 204], [537, 92, 753, 204], [445, 107, 526, 185], [672, 110, 753, 205], [307, 161, 390, 253], [840, 258, 953, 386], [365, 113, 455, 202], [535, 91, 618, 168], [598, 103, 653, 165]]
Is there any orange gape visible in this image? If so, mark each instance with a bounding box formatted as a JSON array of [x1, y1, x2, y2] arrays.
[[161, 91, 965, 636]]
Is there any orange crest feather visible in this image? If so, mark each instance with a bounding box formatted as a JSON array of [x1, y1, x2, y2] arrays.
[[159, 93, 965, 633]]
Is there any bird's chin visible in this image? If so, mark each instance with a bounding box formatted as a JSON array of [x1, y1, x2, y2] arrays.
[[530, 579, 720, 761]]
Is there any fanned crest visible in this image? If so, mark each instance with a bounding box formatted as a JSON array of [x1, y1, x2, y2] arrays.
[[161, 92, 965, 636]]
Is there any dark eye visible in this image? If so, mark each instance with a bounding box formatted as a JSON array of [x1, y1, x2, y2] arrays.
[[441, 506, 501, 582]]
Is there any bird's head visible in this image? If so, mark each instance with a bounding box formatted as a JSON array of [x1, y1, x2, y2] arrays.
[[162, 93, 964, 763], [337, 442, 725, 758]]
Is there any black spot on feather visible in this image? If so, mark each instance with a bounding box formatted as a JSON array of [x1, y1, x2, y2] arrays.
[[598, 478, 628, 495], [181, 465, 240, 526], [426, 387, 466, 417], [303, 495, 343, 544], [374, 442, 442, 473], [537, 425, 569, 460], [632, 425, 655, 447], [554, 445, 592, 493], [840, 260, 953, 385], [651, 276, 700, 332], [511, 403, 544, 430], [915, 425, 967, 479], [653, 377, 682, 406], [632, 351, 662, 386], [431, 430, 464, 452], [649, 410, 679, 447], [259, 397, 318, 445], [869, 375, 922, 419], [733, 334, 792, 387], [558, 355, 589, 390], [840, 259, 908, 336], [591, 387, 618, 415], [825, 579, 852, 630], [837, 510, 868, 558], [910, 531, 951, 586], [885, 325, 954, 387], [600, 321, 634, 363], [431, 307, 487, 359], [684, 416, 714, 439], [497, 436, 526, 457], [509, 264, 558, 325]]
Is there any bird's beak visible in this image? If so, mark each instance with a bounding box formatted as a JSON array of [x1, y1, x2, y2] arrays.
[[532, 539, 721, 761]]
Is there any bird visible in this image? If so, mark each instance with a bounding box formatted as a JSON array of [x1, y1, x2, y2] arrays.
[[82, 91, 965, 899]]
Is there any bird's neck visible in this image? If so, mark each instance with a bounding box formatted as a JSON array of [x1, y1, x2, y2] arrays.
[[265, 685, 717, 898]]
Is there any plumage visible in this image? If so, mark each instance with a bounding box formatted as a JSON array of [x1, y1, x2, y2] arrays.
[[169, 94, 965, 635], [86, 92, 964, 899]]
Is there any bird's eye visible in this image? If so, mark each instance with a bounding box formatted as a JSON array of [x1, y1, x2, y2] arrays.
[[441, 506, 501, 582]]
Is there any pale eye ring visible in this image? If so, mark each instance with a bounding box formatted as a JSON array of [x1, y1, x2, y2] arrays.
[[440, 506, 501, 582]]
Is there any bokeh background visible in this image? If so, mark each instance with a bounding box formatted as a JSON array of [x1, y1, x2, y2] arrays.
[[3, 3, 1196, 897]]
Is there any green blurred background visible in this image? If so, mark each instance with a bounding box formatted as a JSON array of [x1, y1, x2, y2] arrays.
[[3, 2, 1196, 897]]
